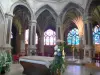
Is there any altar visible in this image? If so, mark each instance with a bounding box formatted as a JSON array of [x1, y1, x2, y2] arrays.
[[19, 56, 54, 75]]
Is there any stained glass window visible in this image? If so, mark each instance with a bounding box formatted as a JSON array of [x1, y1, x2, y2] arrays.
[[44, 29, 56, 45], [11, 32, 13, 39], [93, 25, 100, 44], [67, 28, 79, 45], [35, 33, 38, 44], [25, 29, 29, 44]]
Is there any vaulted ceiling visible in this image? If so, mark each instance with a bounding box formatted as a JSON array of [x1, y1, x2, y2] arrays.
[[89, 0, 100, 25], [13, 5, 31, 30], [37, 10, 56, 32]]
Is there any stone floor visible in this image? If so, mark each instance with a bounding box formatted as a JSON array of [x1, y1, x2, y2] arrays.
[[4, 64, 24, 75], [4, 63, 100, 75]]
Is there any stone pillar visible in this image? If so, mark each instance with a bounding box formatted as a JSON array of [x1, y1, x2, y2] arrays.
[[56, 17, 62, 42], [79, 35, 84, 59], [20, 30, 25, 55], [40, 32, 44, 55], [5, 13, 14, 51], [28, 20, 37, 55], [16, 33, 21, 54], [56, 26, 61, 40], [87, 23, 93, 46], [83, 19, 94, 63]]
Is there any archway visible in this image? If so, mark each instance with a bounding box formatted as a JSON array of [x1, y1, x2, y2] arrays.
[[61, 4, 84, 59], [88, 0, 100, 60], [11, 25, 17, 54], [11, 5, 31, 55], [37, 9, 56, 56], [0, 10, 5, 47]]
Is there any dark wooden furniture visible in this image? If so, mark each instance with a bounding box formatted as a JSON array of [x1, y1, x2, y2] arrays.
[[19, 56, 54, 75]]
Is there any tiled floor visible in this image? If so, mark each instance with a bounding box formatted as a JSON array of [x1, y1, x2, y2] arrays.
[[4, 63, 100, 75]]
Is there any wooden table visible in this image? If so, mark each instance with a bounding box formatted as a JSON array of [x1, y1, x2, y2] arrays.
[[19, 56, 54, 75]]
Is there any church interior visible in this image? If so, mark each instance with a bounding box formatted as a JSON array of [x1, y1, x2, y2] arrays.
[[0, 0, 100, 75]]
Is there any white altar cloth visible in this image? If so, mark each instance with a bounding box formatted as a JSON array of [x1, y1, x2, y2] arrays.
[[19, 56, 54, 68]]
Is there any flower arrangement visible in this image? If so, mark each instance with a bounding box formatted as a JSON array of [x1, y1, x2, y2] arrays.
[[49, 40, 67, 75], [0, 50, 12, 74]]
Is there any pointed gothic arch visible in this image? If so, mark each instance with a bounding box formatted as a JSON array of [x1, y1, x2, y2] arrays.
[[35, 4, 58, 20], [60, 2, 84, 21], [0, 3, 6, 22], [9, 1, 34, 20]]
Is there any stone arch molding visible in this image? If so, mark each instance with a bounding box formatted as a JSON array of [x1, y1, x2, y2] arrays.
[[0, 3, 6, 46], [85, 0, 93, 15], [35, 4, 58, 20], [0, 3, 6, 24], [60, 2, 84, 22], [9, 1, 34, 20]]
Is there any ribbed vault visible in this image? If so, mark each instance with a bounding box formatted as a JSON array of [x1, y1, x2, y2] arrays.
[[62, 8, 83, 36], [13, 5, 31, 34], [37, 10, 56, 34], [90, 2, 100, 24]]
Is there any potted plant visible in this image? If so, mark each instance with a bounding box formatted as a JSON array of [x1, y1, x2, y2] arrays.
[[0, 50, 12, 74], [49, 40, 67, 75]]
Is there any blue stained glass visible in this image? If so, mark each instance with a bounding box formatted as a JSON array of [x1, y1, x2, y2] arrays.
[[67, 39, 72, 44], [94, 26, 98, 33], [98, 32, 100, 35], [68, 33, 71, 36], [93, 25, 100, 44], [67, 28, 79, 45], [93, 32, 95, 35], [67, 36, 71, 40], [72, 30, 75, 34]]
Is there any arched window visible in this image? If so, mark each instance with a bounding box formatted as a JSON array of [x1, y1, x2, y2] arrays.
[[93, 25, 100, 44], [25, 29, 38, 44], [25, 29, 29, 44], [11, 32, 13, 39], [44, 29, 56, 45], [67, 28, 79, 45], [35, 33, 38, 44]]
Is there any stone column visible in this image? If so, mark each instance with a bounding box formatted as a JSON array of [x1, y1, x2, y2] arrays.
[[56, 17, 62, 42], [79, 35, 84, 59], [88, 23, 94, 59], [83, 19, 94, 63], [39, 31, 44, 56], [56, 26, 61, 40], [20, 30, 25, 55], [16, 33, 21, 54], [5, 13, 14, 51], [87, 23, 93, 47], [28, 20, 37, 55]]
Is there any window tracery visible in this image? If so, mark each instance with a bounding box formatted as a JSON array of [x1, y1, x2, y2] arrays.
[[67, 28, 79, 45], [93, 25, 100, 44], [44, 29, 56, 45]]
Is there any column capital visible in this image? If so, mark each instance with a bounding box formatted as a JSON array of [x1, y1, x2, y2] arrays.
[[0, 44, 12, 50], [30, 20, 37, 24], [5, 13, 14, 18], [83, 16, 92, 24], [29, 20, 37, 27], [56, 25, 61, 27]]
